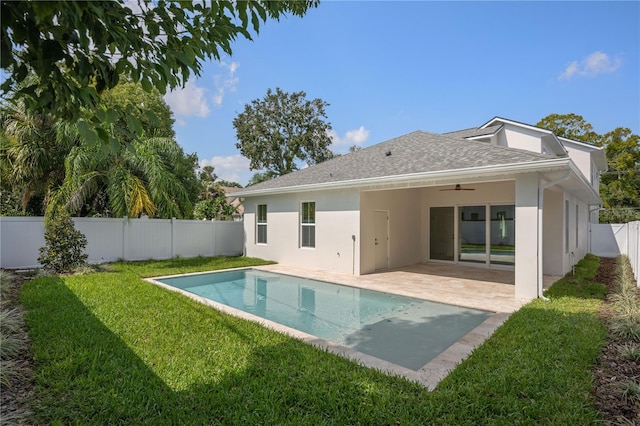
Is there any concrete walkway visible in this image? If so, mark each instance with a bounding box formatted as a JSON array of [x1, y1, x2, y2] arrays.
[[249, 262, 557, 389]]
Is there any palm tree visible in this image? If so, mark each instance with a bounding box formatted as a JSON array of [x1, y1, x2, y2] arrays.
[[1, 101, 79, 214], [50, 136, 199, 218]]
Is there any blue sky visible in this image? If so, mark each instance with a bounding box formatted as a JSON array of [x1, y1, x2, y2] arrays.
[[163, 1, 640, 186]]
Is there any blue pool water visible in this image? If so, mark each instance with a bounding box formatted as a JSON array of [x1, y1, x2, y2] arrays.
[[157, 269, 492, 371]]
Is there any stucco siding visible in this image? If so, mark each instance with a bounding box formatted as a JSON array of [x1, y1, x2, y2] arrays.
[[514, 173, 539, 299], [244, 189, 360, 274], [564, 143, 595, 186], [360, 188, 422, 274], [543, 189, 564, 275], [561, 193, 591, 275], [500, 124, 543, 153]]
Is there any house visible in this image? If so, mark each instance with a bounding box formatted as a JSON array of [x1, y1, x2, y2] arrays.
[[234, 117, 607, 300]]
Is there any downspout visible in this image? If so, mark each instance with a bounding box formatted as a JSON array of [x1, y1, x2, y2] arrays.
[[538, 169, 572, 300]]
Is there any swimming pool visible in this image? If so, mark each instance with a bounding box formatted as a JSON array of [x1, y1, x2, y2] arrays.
[[153, 268, 493, 372]]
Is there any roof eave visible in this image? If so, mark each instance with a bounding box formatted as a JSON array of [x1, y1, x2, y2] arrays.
[[235, 158, 572, 197], [568, 161, 603, 205], [482, 117, 568, 156], [557, 136, 608, 171]]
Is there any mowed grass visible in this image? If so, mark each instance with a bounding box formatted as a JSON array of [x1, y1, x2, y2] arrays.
[[21, 255, 606, 424]]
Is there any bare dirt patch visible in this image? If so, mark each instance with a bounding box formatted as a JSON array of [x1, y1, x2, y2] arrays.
[[591, 257, 640, 425]]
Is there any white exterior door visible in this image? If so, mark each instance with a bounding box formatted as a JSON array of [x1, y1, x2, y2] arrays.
[[374, 210, 389, 270]]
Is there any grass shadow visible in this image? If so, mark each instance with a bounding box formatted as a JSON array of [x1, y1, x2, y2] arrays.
[[21, 277, 178, 423]]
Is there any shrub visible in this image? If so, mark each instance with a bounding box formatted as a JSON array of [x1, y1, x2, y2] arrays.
[[0, 270, 16, 301], [599, 208, 640, 224], [0, 331, 25, 360], [193, 196, 237, 220], [618, 343, 640, 362], [38, 207, 88, 273], [0, 308, 22, 334], [0, 360, 19, 387], [610, 316, 640, 342], [620, 380, 640, 404]]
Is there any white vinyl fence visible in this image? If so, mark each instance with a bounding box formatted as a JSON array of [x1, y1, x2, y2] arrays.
[[591, 221, 640, 287], [0, 216, 244, 269]]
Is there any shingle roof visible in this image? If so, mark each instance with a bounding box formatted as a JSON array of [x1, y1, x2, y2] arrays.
[[443, 124, 503, 139], [237, 130, 557, 195]]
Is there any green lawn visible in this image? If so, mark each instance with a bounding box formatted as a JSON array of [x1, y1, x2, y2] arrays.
[[21, 255, 606, 424]]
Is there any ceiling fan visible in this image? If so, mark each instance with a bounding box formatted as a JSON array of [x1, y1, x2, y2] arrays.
[[439, 184, 475, 191]]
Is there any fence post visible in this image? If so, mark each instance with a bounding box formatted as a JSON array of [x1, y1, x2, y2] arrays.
[[627, 222, 630, 257], [171, 217, 175, 258], [122, 217, 128, 261], [211, 219, 216, 256]]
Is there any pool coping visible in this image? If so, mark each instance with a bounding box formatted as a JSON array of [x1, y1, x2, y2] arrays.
[[145, 267, 513, 390]]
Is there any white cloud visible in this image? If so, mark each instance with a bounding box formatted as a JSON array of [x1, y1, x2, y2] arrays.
[[200, 154, 251, 184], [164, 80, 210, 120], [559, 51, 622, 80], [212, 61, 240, 106], [328, 126, 370, 152]]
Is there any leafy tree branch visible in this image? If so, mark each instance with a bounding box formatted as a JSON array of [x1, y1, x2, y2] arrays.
[[1, 1, 318, 146]]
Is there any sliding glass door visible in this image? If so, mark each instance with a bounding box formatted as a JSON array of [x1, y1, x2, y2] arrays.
[[429, 204, 515, 266], [459, 206, 486, 263], [490, 205, 515, 265]]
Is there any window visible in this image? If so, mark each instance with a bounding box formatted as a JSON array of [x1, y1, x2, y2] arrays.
[[256, 204, 267, 244], [301, 202, 315, 248]]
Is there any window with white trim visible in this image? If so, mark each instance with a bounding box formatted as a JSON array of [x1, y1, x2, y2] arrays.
[[300, 202, 315, 248], [256, 204, 267, 244]]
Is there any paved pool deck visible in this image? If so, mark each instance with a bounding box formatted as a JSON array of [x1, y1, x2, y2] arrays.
[[249, 262, 561, 389]]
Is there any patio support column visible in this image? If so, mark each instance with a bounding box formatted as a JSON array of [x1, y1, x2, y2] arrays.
[[514, 173, 539, 300]]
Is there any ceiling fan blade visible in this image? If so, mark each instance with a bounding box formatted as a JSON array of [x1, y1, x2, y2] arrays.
[[439, 184, 475, 191]]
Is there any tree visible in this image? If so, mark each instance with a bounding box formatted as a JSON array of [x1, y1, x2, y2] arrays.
[[234, 88, 334, 177], [537, 113, 600, 143], [217, 180, 242, 188], [598, 127, 640, 209], [50, 136, 199, 219], [247, 171, 277, 187], [193, 165, 238, 220], [1, 80, 186, 215], [100, 81, 176, 143], [38, 206, 88, 273], [0, 101, 80, 214], [538, 113, 640, 218], [1, 1, 317, 146], [193, 197, 237, 221], [199, 165, 218, 183]]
